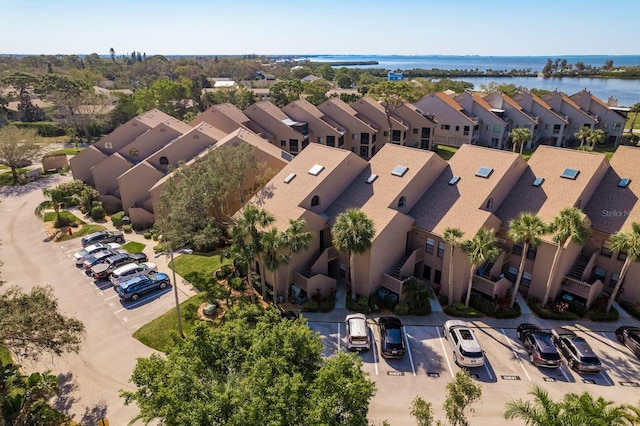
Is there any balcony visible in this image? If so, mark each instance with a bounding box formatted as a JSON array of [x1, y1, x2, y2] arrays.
[[380, 247, 425, 299], [560, 251, 603, 308], [471, 249, 512, 298], [291, 246, 338, 297]]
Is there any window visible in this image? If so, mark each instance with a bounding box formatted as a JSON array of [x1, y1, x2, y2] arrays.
[[601, 241, 612, 258], [392, 130, 402, 142], [594, 268, 606, 282], [609, 273, 619, 290], [413, 128, 419, 134], [618, 251, 627, 262], [476, 167, 493, 178], [526, 246, 537, 260], [351, 133, 357, 140], [280, 140, 286, 147], [441, 124, 450, 130], [339, 263, 346, 278], [493, 125, 501, 134], [604, 123, 609, 129], [398, 196, 406, 208], [455, 126, 460, 132], [316, 136, 322, 143], [532, 177, 544, 187], [545, 124, 550, 130], [522, 272, 532, 286], [574, 124, 579, 130], [360, 133, 370, 144], [485, 198, 493, 209], [463, 125, 469, 136], [613, 123, 621, 131], [553, 124, 561, 134], [513, 244, 523, 256], [104, 141, 113, 150], [448, 175, 460, 185], [360, 146, 368, 157], [437, 241, 445, 258], [423, 265, 432, 280], [290, 139, 299, 153], [392, 165, 409, 177], [338, 136, 344, 147], [618, 178, 631, 188], [426, 238, 435, 254], [311, 195, 320, 207], [383, 131, 389, 137], [507, 266, 518, 281], [159, 156, 169, 166], [561, 168, 579, 180], [326, 135, 335, 147], [434, 270, 442, 285]]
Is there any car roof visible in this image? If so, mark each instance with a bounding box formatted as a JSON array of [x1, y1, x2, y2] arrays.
[[445, 319, 469, 329], [112, 263, 139, 275], [107, 253, 130, 262], [380, 316, 402, 327], [346, 313, 367, 321], [119, 274, 149, 289], [552, 327, 576, 337]]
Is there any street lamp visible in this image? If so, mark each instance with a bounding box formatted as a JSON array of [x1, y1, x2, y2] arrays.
[[155, 248, 193, 337]]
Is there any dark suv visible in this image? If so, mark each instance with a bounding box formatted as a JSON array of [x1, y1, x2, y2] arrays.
[[81, 230, 124, 247], [90, 253, 136, 280], [516, 323, 562, 368], [378, 316, 406, 358], [551, 327, 602, 373], [116, 273, 170, 301]]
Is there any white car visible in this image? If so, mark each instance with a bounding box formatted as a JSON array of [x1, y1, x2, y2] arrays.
[[443, 320, 485, 368], [110, 262, 157, 287], [74, 243, 121, 265]]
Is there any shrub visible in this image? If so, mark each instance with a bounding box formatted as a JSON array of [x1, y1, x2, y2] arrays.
[[494, 302, 521, 319], [408, 304, 431, 316], [443, 303, 483, 318], [144, 231, 153, 239], [301, 300, 319, 312], [527, 296, 577, 320], [111, 211, 124, 228], [590, 307, 619, 322], [90, 204, 106, 221], [619, 300, 640, 320], [384, 295, 399, 310], [369, 294, 383, 312], [228, 276, 246, 291], [394, 303, 409, 316], [438, 295, 449, 306], [122, 224, 133, 233], [346, 293, 372, 314], [216, 265, 233, 280], [132, 222, 151, 232], [318, 296, 336, 313], [11, 121, 66, 136], [470, 297, 497, 316], [567, 300, 587, 317]]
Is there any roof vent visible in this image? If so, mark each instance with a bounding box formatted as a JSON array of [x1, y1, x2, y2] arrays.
[[618, 178, 631, 188], [308, 164, 324, 176], [532, 177, 544, 187], [448, 175, 460, 185], [284, 173, 296, 184], [391, 165, 408, 177], [366, 173, 378, 184], [476, 167, 493, 178], [561, 168, 579, 180]]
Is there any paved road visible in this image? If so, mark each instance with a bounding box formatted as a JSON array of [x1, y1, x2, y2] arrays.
[[0, 175, 197, 425]]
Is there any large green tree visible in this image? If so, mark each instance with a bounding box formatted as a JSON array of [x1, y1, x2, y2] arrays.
[[586, 128, 606, 149], [331, 209, 375, 301], [461, 228, 500, 308], [574, 126, 591, 149], [443, 370, 483, 426], [509, 127, 532, 154], [269, 80, 303, 108], [0, 126, 42, 185], [443, 227, 464, 306], [541, 207, 590, 307], [368, 81, 418, 146], [605, 222, 640, 312], [508, 213, 547, 308], [121, 307, 376, 425]]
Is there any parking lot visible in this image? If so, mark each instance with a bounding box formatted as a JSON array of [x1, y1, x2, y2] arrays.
[[307, 318, 640, 425]]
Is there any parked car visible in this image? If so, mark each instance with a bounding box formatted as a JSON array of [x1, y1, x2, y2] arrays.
[[82, 249, 126, 270], [73, 243, 121, 265], [615, 326, 640, 359], [378, 316, 406, 358], [130, 252, 148, 263], [516, 323, 562, 368], [110, 262, 157, 287], [443, 320, 484, 367], [90, 253, 137, 280], [345, 313, 371, 351], [81, 230, 124, 247], [116, 273, 170, 301], [551, 327, 602, 373]]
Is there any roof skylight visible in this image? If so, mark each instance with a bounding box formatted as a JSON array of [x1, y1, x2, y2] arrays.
[[618, 178, 631, 188], [366, 173, 378, 184], [532, 177, 544, 187], [448, 176, 460, 185], [391, 165, 408, 177], [561, 168, 580, 180], [284, 173, 296, 184], [308, 164, 324, 176], [476, 167, 494, 178]]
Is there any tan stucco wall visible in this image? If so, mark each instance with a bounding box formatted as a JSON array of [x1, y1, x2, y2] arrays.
[[92, 155, 132, 196], [118, 164, 164, 214], [69, 147, 108, 185]]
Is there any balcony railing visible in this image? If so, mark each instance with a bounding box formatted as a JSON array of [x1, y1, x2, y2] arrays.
[[472, 275, 512, 298], [560, 276, 604, 309]]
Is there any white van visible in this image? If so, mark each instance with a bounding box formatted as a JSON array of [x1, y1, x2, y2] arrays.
[[345, 313, 371, 351]]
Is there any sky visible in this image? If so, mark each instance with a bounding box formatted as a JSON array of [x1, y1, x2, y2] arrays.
[[2, 0, 638, 57]]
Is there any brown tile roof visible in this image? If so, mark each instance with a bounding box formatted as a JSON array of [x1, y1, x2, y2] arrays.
[[411, 145, 523, 236], [495, 146, 609, 227], [583, 145, 640, 234], [325, 144, 447, 240], [434, 91, 464, 111], [135, 109, 174, 127]]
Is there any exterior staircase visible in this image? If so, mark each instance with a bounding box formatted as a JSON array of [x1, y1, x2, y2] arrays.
[[568, 254, 590, 280], [479, 260, 494, 279], [392, 255, 410, 279]]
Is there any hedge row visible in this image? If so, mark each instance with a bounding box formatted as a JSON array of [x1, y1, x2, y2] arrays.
[[619, 300, 640, 320], [12, 121, 66, 137]]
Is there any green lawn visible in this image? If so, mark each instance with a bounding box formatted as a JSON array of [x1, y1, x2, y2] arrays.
[[56, 223, 105, 242], [122, 241, 146, 253], [435, 145, 458, 161], [43, 211, 84, 224], [626, 112, 639, 131], [172, 252, 231, 291], [0, 345, 13, 365], [133, 293, 209, 352], [0, 168, 28, 185], [46, 147, 85, 156]]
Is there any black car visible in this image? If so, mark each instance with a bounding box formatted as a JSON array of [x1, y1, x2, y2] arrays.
[[81, 230, 124, 247], [516, 323, 562, 368], [615, 326, 640, 359], [82, 249, 125, 270], [551, 327, 602, 373], [90, 253, 136, 280], [130, 252, 148, 263], [378, 316, 406, 358]]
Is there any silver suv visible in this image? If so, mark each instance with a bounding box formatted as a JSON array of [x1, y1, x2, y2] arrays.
[[443, 320, 484, 367]]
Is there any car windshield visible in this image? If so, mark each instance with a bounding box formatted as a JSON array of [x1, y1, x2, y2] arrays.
[[386, 328, 403, 345], [461, 349, 483, 358], [581, 356, 600, 365], [541, 352, 561, 361]]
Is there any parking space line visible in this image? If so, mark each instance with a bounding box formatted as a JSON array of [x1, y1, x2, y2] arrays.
[[404, 327, 416, 376], [436, 326, 455, 378], [337, 323, 341, 352], [104, 294, 119, 301], [558, 364, 571, 382], [114, 289, 171, 313], [601, 332, 639, 375], [370, 327, 378, 376], [501, 328, 531, 381]]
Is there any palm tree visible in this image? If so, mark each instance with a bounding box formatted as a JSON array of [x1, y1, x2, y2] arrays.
[[282, 218, 313, 302], [35, 187, 68, 223], [260, 228, 288, 304], [443, 227, 464, 306], [461, 228, 500, 308], [541, 207, 591, 307], [574, 126, 591, 149], [587, 128, 606, 150], [561, 391, 636, 426], [228, 205, 275, 299], [605, 222, 640, 312], [509, 128, 532, 154], [331, 208, 375, 301], [627, 102, 640, 135], [508, 213, 548, 309], [504, 386, 563, 425]]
